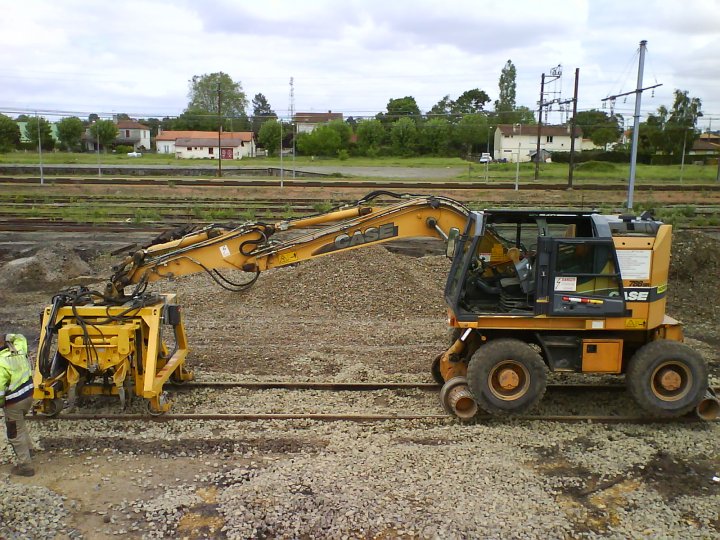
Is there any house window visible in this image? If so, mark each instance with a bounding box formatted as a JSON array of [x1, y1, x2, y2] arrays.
[[125, 130, 130, 138], [187, 147, 192, 151], [208, 147, 214, 155], [546, 135, 554, 143]]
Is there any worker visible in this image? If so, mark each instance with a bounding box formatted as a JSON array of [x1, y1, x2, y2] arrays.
[[0, 333, 35, 477]]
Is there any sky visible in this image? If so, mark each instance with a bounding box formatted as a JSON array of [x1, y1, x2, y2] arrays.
[[1, 0, 719, 130]]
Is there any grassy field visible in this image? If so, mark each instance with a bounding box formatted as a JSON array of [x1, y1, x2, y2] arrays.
[[1, 152, 718, 183]]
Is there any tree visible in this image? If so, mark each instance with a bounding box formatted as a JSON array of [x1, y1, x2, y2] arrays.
[[251, 93, 276, 134], [187, 72, 248, 117], [56, 116, 84, 151], [257, 119, 281, 156], [326, 119, 352, 149], [355, 119, 385, 155], [495, 60, 517, 113], [25, 116, 55, 151], [455, 114, 488, 156], [89, 120, 118, 151], [390, 117, 418, 156], [573, 109, 622, 146], [0, 114, 20, 152], [296, 126, 342, 157], [638, 90, 702, 157], [379, 96, 421, 124], [418, 118, 452, 156], [452, 89, 491, 114], [494, 105, 537, 125], [428, 95, 455, 120]]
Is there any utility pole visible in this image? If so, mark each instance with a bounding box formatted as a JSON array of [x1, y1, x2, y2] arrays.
[[602, 41, 662, 209], [36, 112, 44, 185], [217, 84, 222, 178], [534, 65, 564, 180], [290, 77, 296, 179], [567, 68, 580, 189], [534, 74, 545, 181], [279, 116, 284, 189]]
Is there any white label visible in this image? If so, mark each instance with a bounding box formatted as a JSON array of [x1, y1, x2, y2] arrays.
[[591, 320, 605, 329], [554, 276, 577, 291], [220, 245, 231, 258], [478, 253, 492, 262], [616, 250, 651, 280]]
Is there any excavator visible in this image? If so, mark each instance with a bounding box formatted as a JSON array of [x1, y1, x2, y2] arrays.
[[32, 191, 719, 420]]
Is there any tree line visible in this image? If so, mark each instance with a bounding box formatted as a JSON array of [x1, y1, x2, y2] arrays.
[[0, 63, 707, 162]]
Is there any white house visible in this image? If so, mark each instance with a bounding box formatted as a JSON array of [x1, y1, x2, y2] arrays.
[[494, 124, 583, 163], [82, 119, 151, 151], [116, 120, 151, 150], [155, 130, 256, 159], [293, 111, 343, 134]]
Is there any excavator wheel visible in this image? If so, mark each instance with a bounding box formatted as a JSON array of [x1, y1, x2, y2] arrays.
[[626, 340, 708, 417], [467, 338, 547, 415]]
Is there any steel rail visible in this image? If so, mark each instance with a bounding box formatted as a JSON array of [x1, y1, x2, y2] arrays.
[[28, 412, 717, 424]]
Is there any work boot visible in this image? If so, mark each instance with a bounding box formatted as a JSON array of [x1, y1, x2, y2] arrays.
[[11, 463, 35, 477]]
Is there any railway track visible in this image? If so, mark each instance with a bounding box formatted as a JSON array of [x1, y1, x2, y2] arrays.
[[27, 382, 720, 424]]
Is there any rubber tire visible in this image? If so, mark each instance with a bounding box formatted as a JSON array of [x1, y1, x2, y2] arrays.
[[430, 354, 444, 385], [467, 338, 547, 415], [626, 340, 708, 417]]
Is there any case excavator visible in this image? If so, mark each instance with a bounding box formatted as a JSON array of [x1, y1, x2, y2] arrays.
[[32, 191, 718, 420]]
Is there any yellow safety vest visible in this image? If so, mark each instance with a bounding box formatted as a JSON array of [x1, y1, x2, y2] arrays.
[[0, 334, 33, 407]]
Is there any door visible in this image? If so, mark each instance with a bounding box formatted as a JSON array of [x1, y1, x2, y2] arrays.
[[535, 237, 625, 317]]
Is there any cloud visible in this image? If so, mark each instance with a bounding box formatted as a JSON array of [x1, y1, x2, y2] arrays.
[[0, 0, 717, 128]]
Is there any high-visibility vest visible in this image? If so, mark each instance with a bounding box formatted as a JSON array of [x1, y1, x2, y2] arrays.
[[0, 334, 33, 407]]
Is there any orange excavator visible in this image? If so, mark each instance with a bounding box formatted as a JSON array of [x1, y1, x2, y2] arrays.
[[32, 191, 718, 420]]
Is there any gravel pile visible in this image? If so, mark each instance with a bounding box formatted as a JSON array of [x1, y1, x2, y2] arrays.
[[0, 473, 74, 539], [0, 243, 93, 293], [5, 418, 716, 539]]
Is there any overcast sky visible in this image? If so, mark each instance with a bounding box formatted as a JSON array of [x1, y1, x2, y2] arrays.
[[2, 0, 719, 129]]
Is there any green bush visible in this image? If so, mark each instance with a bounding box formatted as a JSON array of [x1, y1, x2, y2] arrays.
[[115, 145, 134, 154], [337, 149, 349, 160]]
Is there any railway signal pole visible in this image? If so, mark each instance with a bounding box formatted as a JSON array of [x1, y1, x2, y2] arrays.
[[602, 40, 662, 209]]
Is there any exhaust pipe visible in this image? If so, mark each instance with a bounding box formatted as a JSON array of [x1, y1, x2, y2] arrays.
[[695, 388, 720, 421], [440, 377, 478, 420]]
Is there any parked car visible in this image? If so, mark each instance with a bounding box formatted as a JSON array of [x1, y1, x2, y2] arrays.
[[479, 153, 492, 163], [127, 151, 142, 157]]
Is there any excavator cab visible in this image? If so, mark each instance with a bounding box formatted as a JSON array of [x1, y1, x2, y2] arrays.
[[446, 210, 627, 320]]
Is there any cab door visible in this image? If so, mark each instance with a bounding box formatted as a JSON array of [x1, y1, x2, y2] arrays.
[[534, 237, 626, 317]]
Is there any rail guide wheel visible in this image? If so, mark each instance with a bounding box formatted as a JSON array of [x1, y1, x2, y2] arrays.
[[467, 338, 547, 415], [626, 339, 708, 417]]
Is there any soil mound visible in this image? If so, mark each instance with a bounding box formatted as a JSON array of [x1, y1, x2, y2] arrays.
[[0, 244, 94, 292]]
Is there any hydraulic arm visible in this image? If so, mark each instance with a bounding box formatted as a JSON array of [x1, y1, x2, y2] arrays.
[[33, 191, 475, 414]]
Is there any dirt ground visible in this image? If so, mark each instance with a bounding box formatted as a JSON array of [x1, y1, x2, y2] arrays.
[[1, 207, 719, 538]]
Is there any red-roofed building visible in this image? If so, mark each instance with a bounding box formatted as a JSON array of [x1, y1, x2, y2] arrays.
[[116, 120, 151, 150], [83, 119, 151, 151], [155, 130, 256, 159], [293, 111, 343, 134]]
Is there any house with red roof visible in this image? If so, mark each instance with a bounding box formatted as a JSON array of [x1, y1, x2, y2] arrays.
[[293, 111, 343, 134], [155, 130, 256, 160]]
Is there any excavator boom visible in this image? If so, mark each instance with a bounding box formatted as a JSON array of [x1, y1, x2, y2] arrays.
[[34, 191, 476, 414]]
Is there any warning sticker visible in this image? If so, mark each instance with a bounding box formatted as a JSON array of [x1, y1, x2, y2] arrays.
[[491, 244, 504, 259], [554, 276, 577, 291], [616, 250, 651, 280], [220, 245, 231, 258], [555, 276, 577, 292], [478, 252, 492, 263], [625, 318, 647, 328], [278, 252, 299, 265]]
